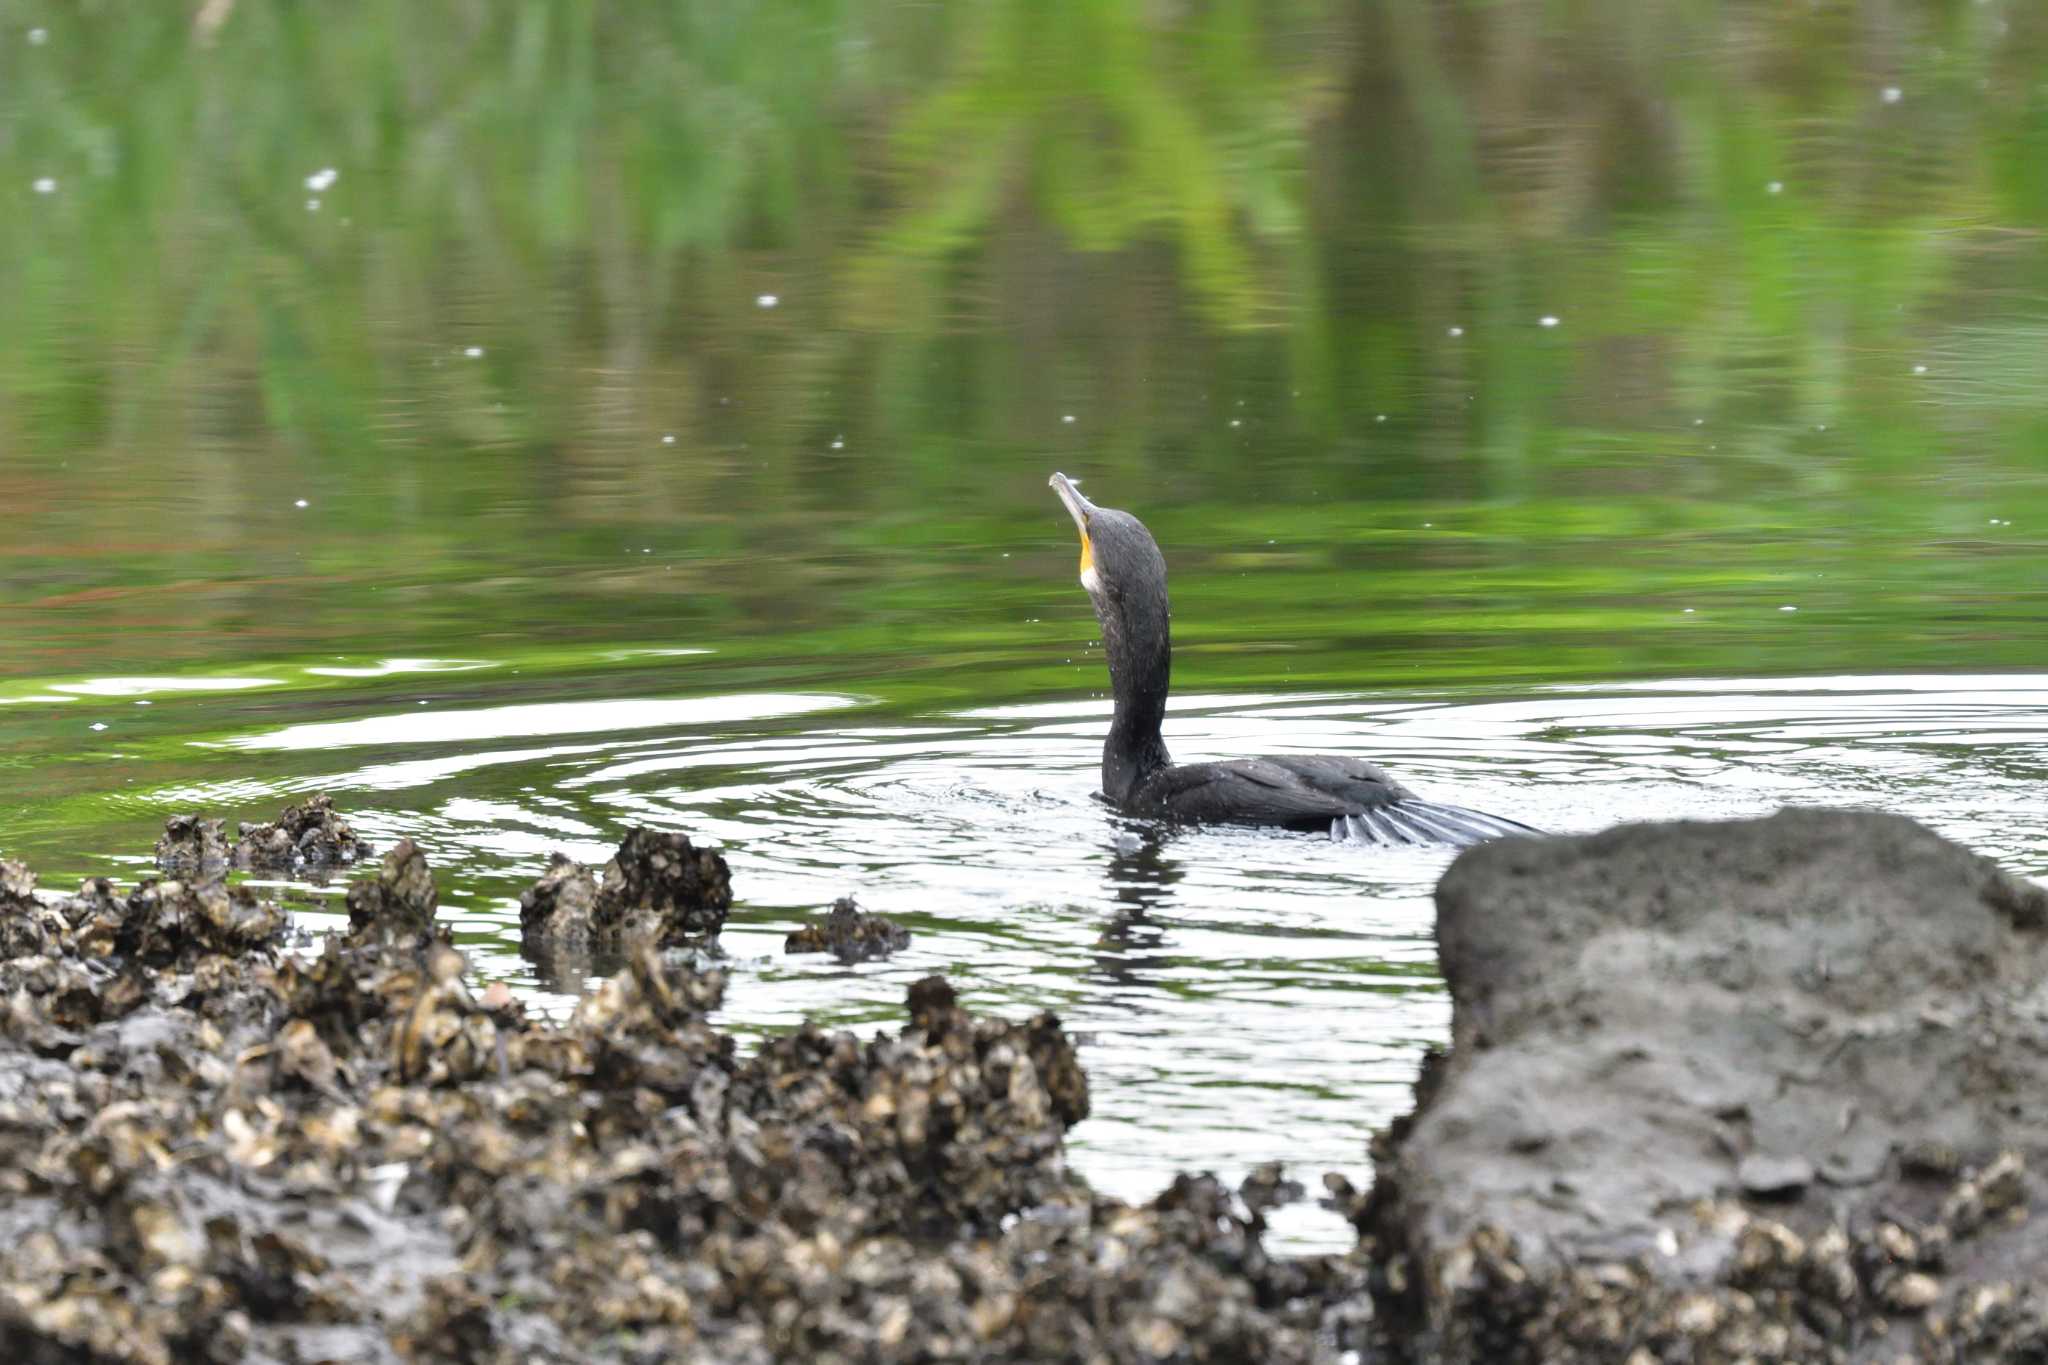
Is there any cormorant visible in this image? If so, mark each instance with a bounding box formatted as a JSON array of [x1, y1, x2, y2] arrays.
[[1050, 472, 1537, 847]]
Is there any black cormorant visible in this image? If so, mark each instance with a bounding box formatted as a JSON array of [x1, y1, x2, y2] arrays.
[[1050, 472, 1537, 847]]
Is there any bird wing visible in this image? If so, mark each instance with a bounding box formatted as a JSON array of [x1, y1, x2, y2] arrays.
[[1142, 756, 1409, 829]]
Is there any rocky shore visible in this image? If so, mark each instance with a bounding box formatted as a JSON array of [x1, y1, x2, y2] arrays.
[[3, 800, 2045, 1362], [0, 808, 1355, 1363]]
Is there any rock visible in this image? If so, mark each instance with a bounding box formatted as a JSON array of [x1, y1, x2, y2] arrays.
[[1361, 808, 2048, 1363], [0, 860, 53, 960], [517, 853, 600, 941], [232, 793, 369, 873], [595, 827, 730, 940], [517, 830, 731, 963], [343, 839, 440, 943], [1737, 1153, 1814, 1199], [0, 828, 1358, 1364], [1240, 1162, 1306, 1222], [784, 896, 910, 963], [54, 876, 286, 973], [153, 814, 230, 879]]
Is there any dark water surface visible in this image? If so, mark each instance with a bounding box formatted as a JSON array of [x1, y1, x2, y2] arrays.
[[5, 3, 2048, 1249]]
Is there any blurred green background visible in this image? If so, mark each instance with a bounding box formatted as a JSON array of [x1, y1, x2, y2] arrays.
[[2, 0, 2045, 696]]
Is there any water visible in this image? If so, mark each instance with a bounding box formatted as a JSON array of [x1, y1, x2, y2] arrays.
[[5, 3, 2048, 1252], [6, 650, 2048, 1251]]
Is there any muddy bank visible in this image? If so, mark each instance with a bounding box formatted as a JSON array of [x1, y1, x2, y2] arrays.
[[1360, 808, 2048, 1363], [0, 805, 1357, 1363]]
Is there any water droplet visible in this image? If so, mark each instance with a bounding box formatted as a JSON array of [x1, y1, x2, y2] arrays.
[[1375, 414, 1386, 423], [1817, 424, 1828, 432], [89, 722, 107, 731], [1912, 364, 1928, 375], [1692, 418, 1705, 426], [417, 699, 429, 706], [305, 167, 338, 192], [1538, 315, 1560, 328], [135, 699, 152, 706], [294, 498, 309, 509], [306, 197, 321, 212], [1780, 605, 1799, 612], [463, 346, 484, 358], [1766, 181, 1784, 195], [1229, 419, 1241, 428], [1682, 608, 1695, 614], [1882, 86, 1903, 104], [1061, 414, 1075, 424], [755, 293, 779, 309], [1447, 326, 1464, 337], [28, 27, 47, 45], [829, 438, 844, 450], [661, 434, 675, 445], [31, 177, 56, 195]]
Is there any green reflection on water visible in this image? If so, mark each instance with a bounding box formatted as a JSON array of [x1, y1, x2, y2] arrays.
[[1, 0, 2045, 786]]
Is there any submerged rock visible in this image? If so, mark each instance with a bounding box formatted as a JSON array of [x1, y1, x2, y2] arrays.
[[785, 895, 910, 963], [1361, 808, 2048, 1364], [232, 792, 369, 872]]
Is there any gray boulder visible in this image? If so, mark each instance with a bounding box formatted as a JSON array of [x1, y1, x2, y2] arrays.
[[1363, 808, 2048, 1363]]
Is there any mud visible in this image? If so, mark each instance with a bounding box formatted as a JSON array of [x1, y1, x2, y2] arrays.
[[785, 895, 911, 963], [1359, 808, 2048, 1364], [0, 811, 1356, 1363]]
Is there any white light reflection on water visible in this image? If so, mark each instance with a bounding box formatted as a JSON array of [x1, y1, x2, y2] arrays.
[[110, 675, 2048, 1250], [224, 693, 858, 751]]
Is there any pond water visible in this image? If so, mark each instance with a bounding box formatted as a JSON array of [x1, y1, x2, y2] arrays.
[[5, 3, 2048, 1251]]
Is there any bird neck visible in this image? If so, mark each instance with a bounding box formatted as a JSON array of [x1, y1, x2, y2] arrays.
[[1099, 594, 1172, 804]]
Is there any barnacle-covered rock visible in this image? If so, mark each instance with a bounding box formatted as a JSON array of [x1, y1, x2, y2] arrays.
[[390, 943, 498, 1086], [344, 839, 440, 944], [0, 859, 57, 960], [785, 896, 910, 963], [518, 852, 600, 941], [0, 830, 1358, 1365], [517, 831, 731, 971], [114, 878, 286, 966], [232, 792, 369, 873], [595, 827, 730, 940], [153, 814, 230, 880]]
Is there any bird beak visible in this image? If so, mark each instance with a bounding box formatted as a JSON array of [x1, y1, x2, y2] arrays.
[[1049, 472, 1098, 588], [1049, 472, 1092, 532]]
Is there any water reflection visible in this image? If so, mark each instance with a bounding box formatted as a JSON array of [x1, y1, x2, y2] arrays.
[[1094, 830, 1184, 990]]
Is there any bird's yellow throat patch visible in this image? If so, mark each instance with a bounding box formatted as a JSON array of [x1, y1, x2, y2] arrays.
[[1077, 528, 1093, 581]]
